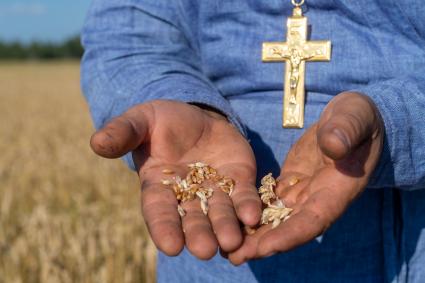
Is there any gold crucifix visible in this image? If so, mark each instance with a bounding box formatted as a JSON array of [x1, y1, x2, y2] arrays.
[[262, 5, 331, 128]]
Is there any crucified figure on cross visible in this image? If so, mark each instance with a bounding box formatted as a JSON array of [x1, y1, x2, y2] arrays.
[[271, 46, 314, 105], [288, 48, 313, 104]]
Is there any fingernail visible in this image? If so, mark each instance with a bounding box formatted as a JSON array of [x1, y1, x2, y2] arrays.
[[332, 128, 351, 149]]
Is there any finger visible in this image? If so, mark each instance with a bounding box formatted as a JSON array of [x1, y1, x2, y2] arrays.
[[181, 199, 218, 260], [90, 104, 153, 158], [218, 163, 262, 226], [256, 167, 357, 257], [275, 173, 309, 206], [256, 206, 328, 258], [228, 175, 307, 265], [228, 225, 272, 266], [317, 92, 382, 160], [208, 189, 242, 252], [141, 179, 184, 256]]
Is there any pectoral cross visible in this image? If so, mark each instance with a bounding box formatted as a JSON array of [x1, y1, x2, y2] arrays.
[[262, 7, 331, 128]]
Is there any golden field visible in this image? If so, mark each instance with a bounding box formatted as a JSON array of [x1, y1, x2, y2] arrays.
[[0, 62, 156, 283]]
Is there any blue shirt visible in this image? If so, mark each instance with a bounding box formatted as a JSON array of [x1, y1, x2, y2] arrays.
[[81, 0, 425, 282]]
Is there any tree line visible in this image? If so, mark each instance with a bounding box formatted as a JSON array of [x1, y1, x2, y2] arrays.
[[0, 36, 83, 60]]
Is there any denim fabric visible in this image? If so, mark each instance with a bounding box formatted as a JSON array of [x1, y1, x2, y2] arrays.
[[81, 0, 425, 282]]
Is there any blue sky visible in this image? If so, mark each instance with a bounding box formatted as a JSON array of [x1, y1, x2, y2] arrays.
[[0, 0, 91, 43]]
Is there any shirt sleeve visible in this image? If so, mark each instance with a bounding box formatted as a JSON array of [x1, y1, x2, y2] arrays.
[[353, 70, 425, 190], [81, 0, 246, 135], [81, 0, 247, 169]]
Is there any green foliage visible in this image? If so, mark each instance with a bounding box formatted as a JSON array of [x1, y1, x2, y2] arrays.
[[0, 35, 84, 60]]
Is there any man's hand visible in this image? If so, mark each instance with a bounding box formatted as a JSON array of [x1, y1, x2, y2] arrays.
[[228, 92, 384, 265], [90, 100, 261, 260]]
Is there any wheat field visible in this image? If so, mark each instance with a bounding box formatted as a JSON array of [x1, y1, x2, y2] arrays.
[[0, 62, 156, 283]]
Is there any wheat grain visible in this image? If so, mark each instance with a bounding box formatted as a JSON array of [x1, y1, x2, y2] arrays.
[[261, 199, 293, 228], [177, 205, 186, 217], [258, 173, 277, 206], [259, 173, 294, 229], [164, 163, 235, 217], [162, 169, 175, 175], [166, 167, 294, 230], [161, 179, 173, 186], [288, 176, 300, 186]]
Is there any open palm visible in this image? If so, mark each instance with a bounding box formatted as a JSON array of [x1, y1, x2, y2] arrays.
[[229, 92, 384, 265], [90, 100, 261, 260]]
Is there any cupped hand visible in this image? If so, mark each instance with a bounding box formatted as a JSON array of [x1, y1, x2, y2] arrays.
[[90, 100, 261, 260], [229, 92, 384, 265]]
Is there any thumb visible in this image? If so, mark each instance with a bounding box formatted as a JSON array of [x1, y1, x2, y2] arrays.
[[90, 104, 153, 159], [317, 92, 381, 160]]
